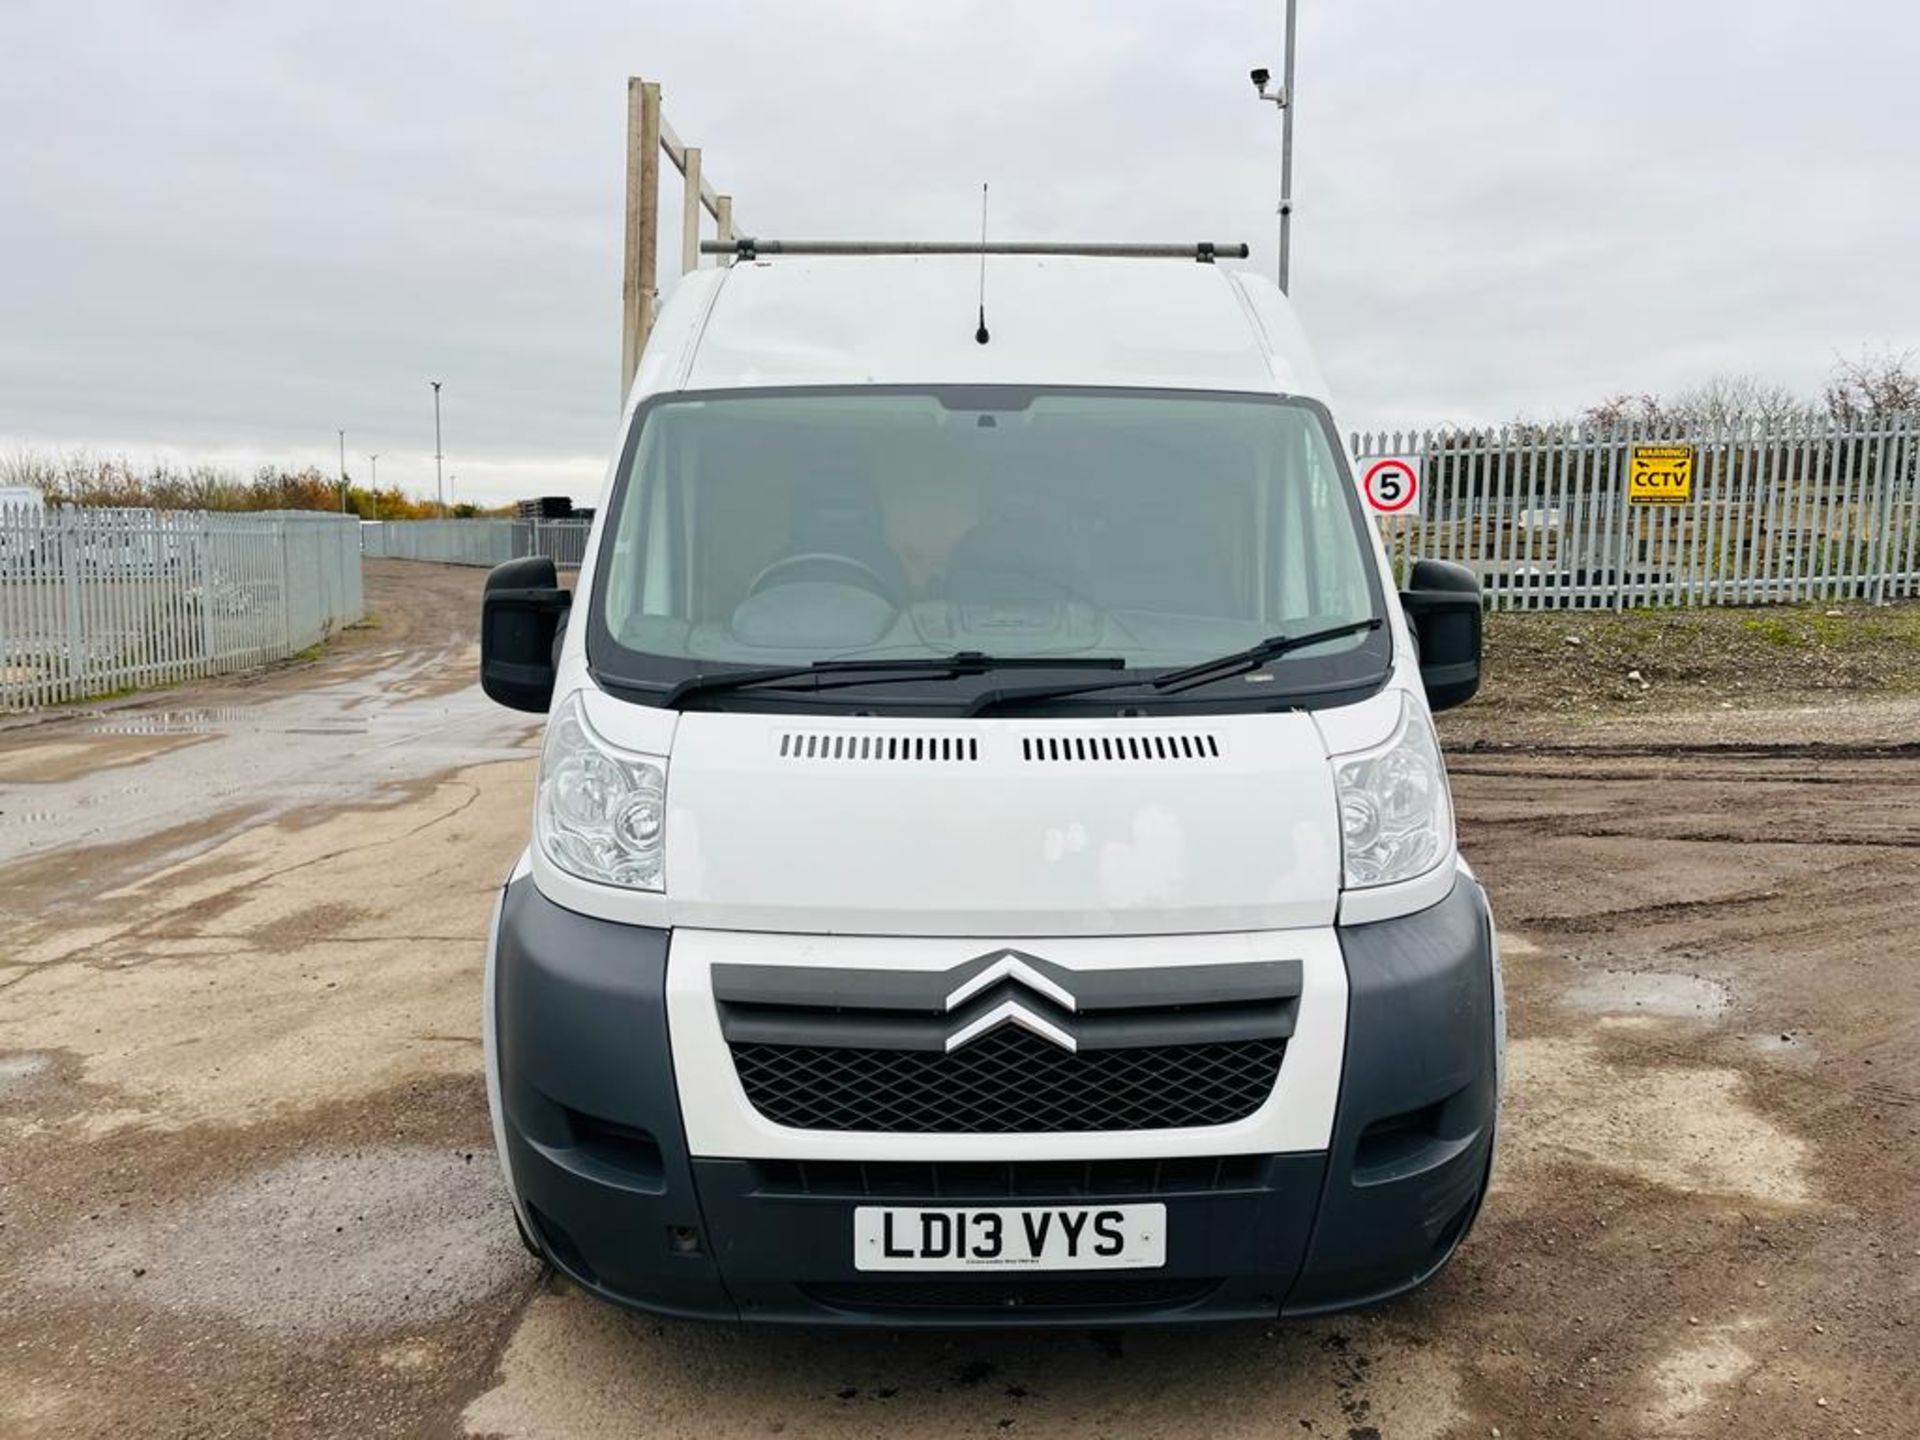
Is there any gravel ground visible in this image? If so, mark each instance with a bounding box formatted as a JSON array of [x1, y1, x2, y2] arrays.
[[0, 563, 1913, 1438]]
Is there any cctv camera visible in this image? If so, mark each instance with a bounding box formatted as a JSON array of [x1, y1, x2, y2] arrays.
[[1250, 67, 1271, 89]]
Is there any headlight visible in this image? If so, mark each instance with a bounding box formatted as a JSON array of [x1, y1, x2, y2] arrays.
[[536, 692, 666, 890], [1333, 695, 1452, 888]]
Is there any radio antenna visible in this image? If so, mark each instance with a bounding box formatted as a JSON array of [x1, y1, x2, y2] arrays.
[[975, 183, 991, 345]]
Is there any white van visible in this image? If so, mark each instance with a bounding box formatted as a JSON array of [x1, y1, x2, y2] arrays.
[[480, 243, 1497, 1325]]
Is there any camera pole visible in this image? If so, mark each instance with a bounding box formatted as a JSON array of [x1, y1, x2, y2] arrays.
[[1277, 0, 1297, 294], [430, 380, 444, 517], [1252, 0, 1299, 293]]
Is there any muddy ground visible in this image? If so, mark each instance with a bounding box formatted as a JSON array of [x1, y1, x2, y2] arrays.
[[0, 560, 1914, 1439]]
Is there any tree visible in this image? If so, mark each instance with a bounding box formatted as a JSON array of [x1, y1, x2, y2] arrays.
[[0, 449, 449, 516], [1666, 375, 1819, 430], [1578, 375, 1820, 433], [1825, 348, 1920, 424], [1559, 359, 1916, 435]]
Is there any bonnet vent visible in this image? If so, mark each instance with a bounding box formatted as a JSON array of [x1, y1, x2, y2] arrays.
[[1020, 732, 1223, 764], [778, 731, 981, 763]]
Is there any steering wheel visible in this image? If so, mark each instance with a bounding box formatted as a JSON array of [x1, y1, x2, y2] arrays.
[[747, 551, 897, 603]]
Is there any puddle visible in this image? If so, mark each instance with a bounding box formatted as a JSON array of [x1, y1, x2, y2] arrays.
[[88, 708, 371, 739], [35, 1147, 528, 1335], [1562, 968, 1731, 1021], [0, 782, 148, 825], [89, 707, 255, 736], [0, 661, 529, 866]]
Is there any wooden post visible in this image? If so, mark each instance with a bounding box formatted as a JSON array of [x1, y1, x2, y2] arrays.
[[620, 79, 643, 400], [715, 194, 734, 263], [620, 78, 662, 403], [680, 146, 702, 276]]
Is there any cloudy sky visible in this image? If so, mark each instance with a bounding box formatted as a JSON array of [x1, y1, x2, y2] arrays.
[[2, 1, 1915, 505]]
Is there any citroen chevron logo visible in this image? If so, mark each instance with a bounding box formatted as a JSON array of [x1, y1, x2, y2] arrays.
[[941, 949, 1079, 1054]]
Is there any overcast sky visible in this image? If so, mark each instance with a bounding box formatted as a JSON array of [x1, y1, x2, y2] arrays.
[[2, 1, 1916, 505]]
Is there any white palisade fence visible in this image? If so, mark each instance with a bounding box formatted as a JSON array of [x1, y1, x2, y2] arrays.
[[1355, 414, 1920, 610], [0, 507, 364, 712], [359, 519, 592, 568]]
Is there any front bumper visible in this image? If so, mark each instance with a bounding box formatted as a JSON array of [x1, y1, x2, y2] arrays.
[[489, 874, 1498, 1326]]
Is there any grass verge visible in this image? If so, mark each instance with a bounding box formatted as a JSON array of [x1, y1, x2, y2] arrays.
[[1475, 599, 1920, 721]]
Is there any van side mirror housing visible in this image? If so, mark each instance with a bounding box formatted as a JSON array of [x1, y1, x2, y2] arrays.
[[481, 556, 572, 712], [1399, 558, 1483, 712]]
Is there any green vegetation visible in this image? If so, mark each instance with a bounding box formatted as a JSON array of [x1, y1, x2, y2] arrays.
[[1478, 599, 1920, 719]]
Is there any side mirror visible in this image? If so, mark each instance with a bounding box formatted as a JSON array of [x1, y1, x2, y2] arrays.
[[1399, 558, 1482, 712], [481, 557, 572, 712]]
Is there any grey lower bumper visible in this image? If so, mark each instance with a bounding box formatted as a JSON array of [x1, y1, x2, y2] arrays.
[[1285, 872, 1500, 1314], [489, 875, 1498, 1325]]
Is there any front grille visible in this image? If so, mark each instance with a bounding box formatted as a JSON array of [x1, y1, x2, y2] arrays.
[[715, 948, 1299, 1135], [730, 1028, 1284, 1133], [803, 1277, 1220, 1315], [751, 1154, 1272, 1198]]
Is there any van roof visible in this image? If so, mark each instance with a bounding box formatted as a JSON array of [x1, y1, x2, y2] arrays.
[[637, 255, 1332, 404]]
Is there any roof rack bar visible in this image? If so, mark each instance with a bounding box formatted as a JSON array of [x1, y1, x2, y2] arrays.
[[700, 239, 1251, 263]]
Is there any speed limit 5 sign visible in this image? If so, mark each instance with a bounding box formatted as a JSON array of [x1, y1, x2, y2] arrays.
[[1361, 455, 1422, 515]]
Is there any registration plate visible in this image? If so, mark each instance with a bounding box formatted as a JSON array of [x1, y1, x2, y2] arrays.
[[853, 1203, 1166, 1272]]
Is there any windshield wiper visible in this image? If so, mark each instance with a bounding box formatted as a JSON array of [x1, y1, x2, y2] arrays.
[[657, 652, 1126, 709], [1146, 617, 1384, 694], [963, 617, 1383, 715]]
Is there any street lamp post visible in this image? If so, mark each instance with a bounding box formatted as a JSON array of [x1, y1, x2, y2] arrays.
[[1252, 0, 1300, 294], [367, 453, 379, 518], [430, 380, 445, 517]]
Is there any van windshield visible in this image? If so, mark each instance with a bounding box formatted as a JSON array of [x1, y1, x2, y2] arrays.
[[588, 386, 1388, 710]]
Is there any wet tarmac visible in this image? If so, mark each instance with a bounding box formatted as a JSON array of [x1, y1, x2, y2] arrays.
[[0, 645, 532, 865]]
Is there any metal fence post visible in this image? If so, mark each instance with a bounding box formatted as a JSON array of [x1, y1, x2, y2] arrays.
[[1868, 419, 1898, 604], [1897, 413, 1919, 597], [277, 519, 294, 654], [1612, 425, 1632, 612], [60, 509, 85, 701], [196, 512, 216, 666]]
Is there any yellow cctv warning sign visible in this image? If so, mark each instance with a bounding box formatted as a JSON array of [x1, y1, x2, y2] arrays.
[[1628, 445, 1694, 505]]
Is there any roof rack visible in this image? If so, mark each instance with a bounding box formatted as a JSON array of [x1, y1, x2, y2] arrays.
[[700, 239, 1251, 264]]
